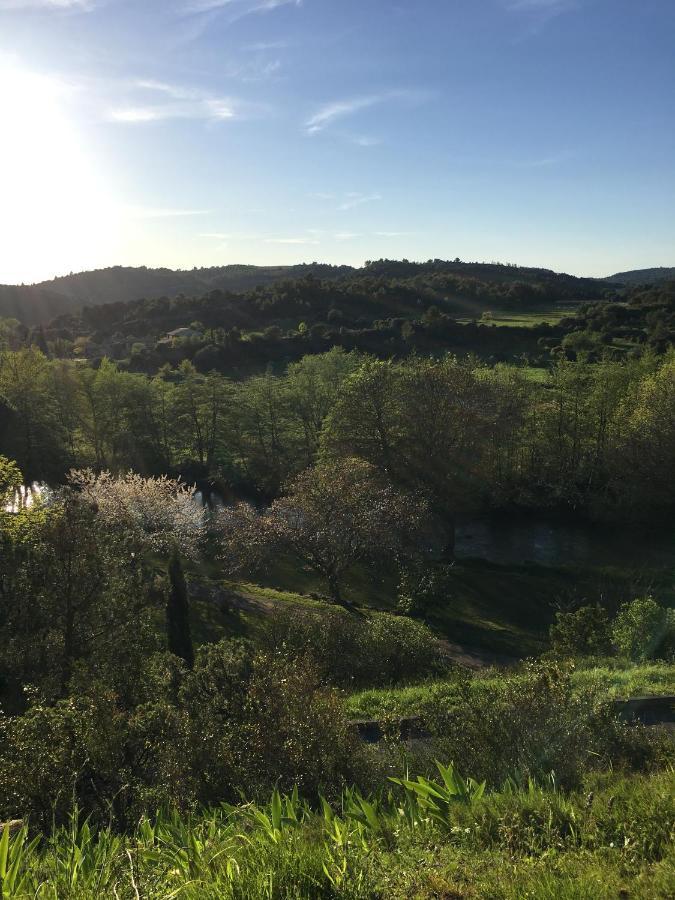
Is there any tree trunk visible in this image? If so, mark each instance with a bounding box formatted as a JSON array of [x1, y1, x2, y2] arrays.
[[60, 605, 75, 697], [166, 549, 194, 668], [327, 572, 343, 606], [440, 514, 456, 561]]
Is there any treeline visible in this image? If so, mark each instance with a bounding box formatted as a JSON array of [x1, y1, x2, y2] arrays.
[[7, 275, 670, 383], [1, 345, 674, 522], [0, 347, 359, 493], [0, 263, 354, 325], [1, 257, 610, 327], [52, 265, 605, 338]]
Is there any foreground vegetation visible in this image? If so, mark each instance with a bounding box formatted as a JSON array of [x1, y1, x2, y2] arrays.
[[1, 766, 673, 899]]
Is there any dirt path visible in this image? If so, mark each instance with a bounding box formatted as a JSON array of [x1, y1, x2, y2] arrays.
[[437, 638, 518, 670], [190, 581, 279, 616]]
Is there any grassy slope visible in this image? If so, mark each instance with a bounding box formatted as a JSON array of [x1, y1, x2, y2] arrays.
[[189, 550, 675, 662]]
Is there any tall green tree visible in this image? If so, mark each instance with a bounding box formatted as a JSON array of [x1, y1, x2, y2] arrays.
[[322, 356, 496, 553]]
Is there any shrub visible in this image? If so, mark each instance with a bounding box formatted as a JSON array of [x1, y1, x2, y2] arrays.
[[612, 597, 675, 661], [0, 643, 365, 826], [260, 606, 448, 688], [366, 614, 448, 684], [0, 688, 196, 830], [549, 604, 613, 657], [423, 662, 647, 790], [237, 651, 356, 798], [179, 640, 254, 804], [396, 562, 455, 617]]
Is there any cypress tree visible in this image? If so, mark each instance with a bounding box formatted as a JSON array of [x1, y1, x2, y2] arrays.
[[166, 547, 194, 668]]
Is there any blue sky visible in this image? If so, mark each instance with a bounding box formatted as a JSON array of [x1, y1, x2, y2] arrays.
[[0, 0, 673, 283]]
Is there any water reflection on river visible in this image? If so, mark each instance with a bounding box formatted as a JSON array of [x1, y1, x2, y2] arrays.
[[3, 482, 45, 513], [455, 517, 675, 569]]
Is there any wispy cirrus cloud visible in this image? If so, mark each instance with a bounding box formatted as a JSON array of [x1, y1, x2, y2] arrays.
[[305, 88, 428, 136], [515, 150, 574, 168], [180, 0, 301, 32], [174, 0, 301, 47], [126, 206, 211, 219], [183, 0, 301, 13], [0, 0, 93, 9], [306, 95, 383, 135], [199, 231, 319, 245], [309, 191, 384, 211], [337, 192, 382, 211], [244, 39, 289, 51], [503, 0, 578, 30], [108, 79, 235, 124], [265, 236, 320, 245], [506, 0, 574, 10], [351, 134, 381, 147]]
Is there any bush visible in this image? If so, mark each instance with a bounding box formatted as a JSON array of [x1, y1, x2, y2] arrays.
[[0, 642, 364, 826], [366, 614, 448, 684], [260, 606, 448, 688], [396, 562, 455, 617], [612, 597, 675, 661], [422, 662, 657, 790], [0, 688, 196, 830], [549, 604, 613, 657], [237, 651, 357, 798]]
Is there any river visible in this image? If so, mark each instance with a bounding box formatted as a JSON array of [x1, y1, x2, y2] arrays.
[[455, 516, 675, 569]]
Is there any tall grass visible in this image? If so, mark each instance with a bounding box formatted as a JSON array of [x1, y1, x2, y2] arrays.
[[0, 766, 672, 898]]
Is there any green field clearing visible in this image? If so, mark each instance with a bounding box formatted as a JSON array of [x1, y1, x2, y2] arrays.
[[346, 661, 675, 720], [456, 306, 576, 327]]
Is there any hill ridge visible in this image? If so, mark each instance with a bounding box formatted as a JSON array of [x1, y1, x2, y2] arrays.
[[1, 259, 612, 326]]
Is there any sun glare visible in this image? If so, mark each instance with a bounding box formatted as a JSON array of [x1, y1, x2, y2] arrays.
[[0, 64, 119, 284]]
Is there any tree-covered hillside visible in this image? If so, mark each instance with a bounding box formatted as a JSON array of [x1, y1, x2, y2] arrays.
[[0, 263, 353, 325], [602, 267, 675, 286], [9, 260, 616, 373], [1, 258, 611, 325]]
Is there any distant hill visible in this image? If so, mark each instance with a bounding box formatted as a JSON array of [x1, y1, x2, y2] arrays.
[[1, 259, 613, 326], [0, 264, 353, 326], [602, 267, 675, 286]]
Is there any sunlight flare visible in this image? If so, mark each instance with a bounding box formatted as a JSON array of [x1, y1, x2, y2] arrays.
[[0, 62, 120, 283]]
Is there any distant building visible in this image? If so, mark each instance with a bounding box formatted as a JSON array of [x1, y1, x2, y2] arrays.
[[160, 326, 203, 344]]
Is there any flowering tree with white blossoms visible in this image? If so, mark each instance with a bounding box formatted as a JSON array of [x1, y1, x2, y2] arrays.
[[69, 470, 206, 666], [68, 470, 205, 558]]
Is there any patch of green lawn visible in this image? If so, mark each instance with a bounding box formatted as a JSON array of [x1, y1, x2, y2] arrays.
[[345, 661, 675, 720], [456, 306, 575, 327]]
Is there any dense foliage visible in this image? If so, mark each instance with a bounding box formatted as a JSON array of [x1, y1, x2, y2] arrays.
[[2, 347, 675, 526], [0, 263, 673, 897]]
